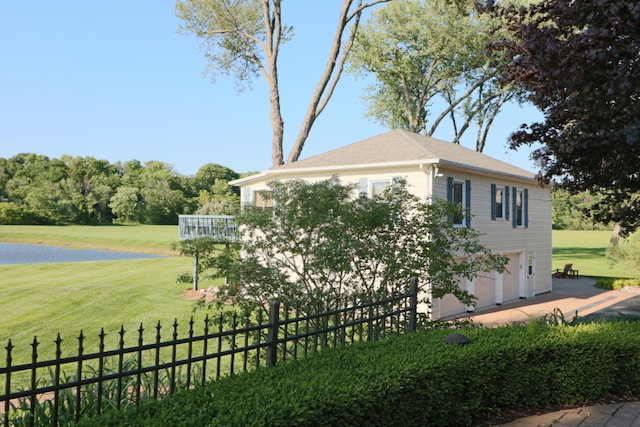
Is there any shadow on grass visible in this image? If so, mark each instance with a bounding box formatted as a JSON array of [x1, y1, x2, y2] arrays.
[[553, 247, 607, 260]]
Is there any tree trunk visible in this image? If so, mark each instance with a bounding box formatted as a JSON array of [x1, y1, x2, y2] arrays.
[[285, 1, 389, 163]]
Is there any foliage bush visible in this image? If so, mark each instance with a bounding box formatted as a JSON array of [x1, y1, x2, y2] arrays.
[[607, 231, 640, 280], [198, 177, 507, 312], [0, 201, 50, 225], [78, 321, 640, 427], [596, 277, 640, 290], [551, 188, 610, 231]]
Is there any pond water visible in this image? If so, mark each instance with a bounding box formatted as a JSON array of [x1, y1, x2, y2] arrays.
[[0, 243, 165, 265]]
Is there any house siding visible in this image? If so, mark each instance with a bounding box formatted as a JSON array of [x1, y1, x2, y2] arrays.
[[432, 166, 552, 319], [240, 166, 432, 203], [232, 130, 552, 322]]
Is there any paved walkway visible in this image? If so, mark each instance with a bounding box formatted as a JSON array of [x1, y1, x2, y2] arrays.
[[457, 277, 640, 426], [498, 401, 640, 426]]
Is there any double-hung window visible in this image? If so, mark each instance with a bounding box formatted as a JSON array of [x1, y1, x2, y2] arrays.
[[447, 177, 471, 228], [370, 180, 391, 197], [490, 184, 510, 221], [358, 177, 401, 198], [254, 190, 275, 210], [511, 187, 528, 228]]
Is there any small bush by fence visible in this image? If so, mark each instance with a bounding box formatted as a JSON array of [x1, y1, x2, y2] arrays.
[[1, 279, 418, 427]]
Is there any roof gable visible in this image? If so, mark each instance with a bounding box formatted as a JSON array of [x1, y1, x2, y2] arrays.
[[231, 130, 536, 186]]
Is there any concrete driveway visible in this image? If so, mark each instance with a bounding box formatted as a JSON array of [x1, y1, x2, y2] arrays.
[[459, 277, 640, 327]]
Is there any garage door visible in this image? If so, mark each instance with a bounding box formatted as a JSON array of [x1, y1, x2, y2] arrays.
[[435, 289, 466, 320], [474, 273, 496, 310]]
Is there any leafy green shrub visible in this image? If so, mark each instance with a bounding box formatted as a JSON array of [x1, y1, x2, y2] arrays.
[[0, 202, 45, 225], [76, 321, 640, 427], [596, 277, 640, 290]]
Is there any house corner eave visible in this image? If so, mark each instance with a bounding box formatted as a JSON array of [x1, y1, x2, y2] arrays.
[[230, 159, 442, 188], [228, 171, 272, 188]]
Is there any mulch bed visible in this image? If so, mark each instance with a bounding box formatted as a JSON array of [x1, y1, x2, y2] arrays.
[[181, 287, 221, 302]]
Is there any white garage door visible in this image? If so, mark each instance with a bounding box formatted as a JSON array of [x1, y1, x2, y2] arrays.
[[434, 289, 466, 320], [474, 273, 496, 310]]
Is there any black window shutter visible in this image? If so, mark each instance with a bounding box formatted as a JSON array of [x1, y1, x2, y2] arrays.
[[524, 188, 529, 228], [446, 177, 454, 222], [505, 186, 510, 220]]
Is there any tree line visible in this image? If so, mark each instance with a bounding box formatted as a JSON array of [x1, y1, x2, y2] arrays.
[[0, 153, 241, 225], [0, 151, 610, 230], [552, 189, 610, 231]]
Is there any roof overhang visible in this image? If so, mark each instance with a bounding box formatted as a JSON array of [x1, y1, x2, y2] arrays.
[[230, 158, 539, 187], [229, 159, 440, 186], [438, 159, 539, 185]]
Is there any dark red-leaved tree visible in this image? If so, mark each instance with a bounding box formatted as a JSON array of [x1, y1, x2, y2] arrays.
[[484, 0, 640, 234]]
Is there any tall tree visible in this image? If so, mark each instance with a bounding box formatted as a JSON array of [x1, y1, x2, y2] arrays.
[[109, 186, 141, 223], [193, 163, 240, 215], [485, 0, 640, 234], [4, 154, 75, 224], [175, 0, 390, 166], [347, 0, 521, 152], [137, 161, 193, 225], [61, 156, 120, 224], [193, 163, 239, 194]]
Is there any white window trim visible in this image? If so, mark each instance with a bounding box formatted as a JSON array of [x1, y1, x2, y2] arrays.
[[253, 189, 275, 209], [369, 179, 392, 198], [452, 179, 467, 227], [515, 189, 525, 228], [495, 185, 507, 220]]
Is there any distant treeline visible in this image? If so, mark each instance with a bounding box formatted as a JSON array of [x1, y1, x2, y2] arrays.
[[0, 153, 607, 230], [552, 188, 611, 231], [0, 153, 242, 225]]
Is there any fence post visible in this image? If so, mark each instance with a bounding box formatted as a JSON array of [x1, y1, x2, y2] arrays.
[[29, 336, 39, 427], [409, 277, 418, 333], [4, 340, 13, 427], [266, 301, 280, 367], [193, 250, 199, 291]]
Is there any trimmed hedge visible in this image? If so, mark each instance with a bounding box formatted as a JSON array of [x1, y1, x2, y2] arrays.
[[77, 321, 640, 427]]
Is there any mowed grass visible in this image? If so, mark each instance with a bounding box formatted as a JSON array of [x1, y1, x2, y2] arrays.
[[0, 227, 634, 370], [552, 229, 640, 278], [0, 224, 180, 255], [0, 226, 220, 367]]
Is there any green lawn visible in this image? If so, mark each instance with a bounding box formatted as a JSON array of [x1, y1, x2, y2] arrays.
[[0, 258, 199, 351], [552, 229, 639, 278], [0, 225, 219, 367], [0, 227, 634, 370]]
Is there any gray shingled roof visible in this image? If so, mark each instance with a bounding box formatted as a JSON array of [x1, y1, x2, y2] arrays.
[[271, 129, 534, 178]]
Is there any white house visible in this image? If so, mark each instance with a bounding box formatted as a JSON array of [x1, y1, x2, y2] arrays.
[[230, 129, 552, 320]]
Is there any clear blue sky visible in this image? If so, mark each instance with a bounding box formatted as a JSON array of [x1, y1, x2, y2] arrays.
[[0, 1, 542, 176]]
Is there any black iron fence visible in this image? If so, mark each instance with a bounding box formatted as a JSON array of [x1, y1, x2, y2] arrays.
[[1, 278, 418, 427]]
